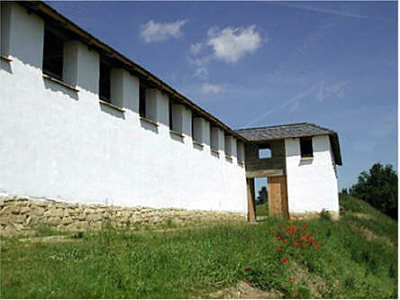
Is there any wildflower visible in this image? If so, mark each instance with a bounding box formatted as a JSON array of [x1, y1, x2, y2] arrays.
[[301, 241, 306, 247], [307, 234, 313, 240], [282, 239, 287, 244], [285, 222, 290, 226], [282, 258, 289, 264], [309, 239, 314, 244], [315, 242, 321, 249], [277, 246, 282, 251], [293, 241, 299, 247], [276, 236, 281, 241], [286, 217, 292, 221], [300, 234, 306, 240], [289, 277, 294, 282], [303, 224, 308, 231]]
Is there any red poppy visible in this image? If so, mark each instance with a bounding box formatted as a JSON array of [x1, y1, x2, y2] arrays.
[[301, 241, 306, 247], [315, 242, 321, 249], [309, 239, 314, 244], [277, 246, 282, 251], [307, 234, 313, 240], [300, 234, 306, 240], [282, 258, 289, 264], [293, 241, 299, 247], [285, 222, 290, 226], [289, 277, 294, 282]]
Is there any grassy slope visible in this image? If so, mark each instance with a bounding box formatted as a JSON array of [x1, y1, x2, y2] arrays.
[[256, 201, 269, 217], [0, 195, 397, 298]]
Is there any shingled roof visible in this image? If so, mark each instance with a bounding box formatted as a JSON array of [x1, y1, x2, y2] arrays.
[[236, 123, 342, 165]]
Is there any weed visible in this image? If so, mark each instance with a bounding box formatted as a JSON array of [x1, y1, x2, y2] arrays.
[[320, 209, 331, 221], [0, 195, 397, 298]]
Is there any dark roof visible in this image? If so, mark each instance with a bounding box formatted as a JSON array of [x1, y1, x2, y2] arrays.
[[20, 1, 247, 142], [236, 123, 342, 165]]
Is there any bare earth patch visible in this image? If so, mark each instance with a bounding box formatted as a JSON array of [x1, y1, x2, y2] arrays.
[[350, 212, 374, 220], [209, 280, 283, 299], [18, 235, 76, 243], [348, 223, 393, 248]]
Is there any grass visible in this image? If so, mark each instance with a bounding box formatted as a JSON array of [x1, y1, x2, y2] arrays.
[[0, 195, 397, 298], [256, 201, 269, 217]]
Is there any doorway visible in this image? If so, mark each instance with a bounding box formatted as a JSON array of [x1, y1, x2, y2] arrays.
[[255, 177, 269, 220], [246, 175, 288, 222]]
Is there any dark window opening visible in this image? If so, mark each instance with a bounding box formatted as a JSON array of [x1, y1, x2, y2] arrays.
[[43, 29, 64, 80], [300, 137, 313, 158], [258, 145, 271, 159], [139, 83, 146, 117], [169, 99, 173, 129], [1, 2, 10, 57], [99, 61, 111, 102]]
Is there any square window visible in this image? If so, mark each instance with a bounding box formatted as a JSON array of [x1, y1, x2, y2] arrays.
[[43, 29, 64, 80], [300, 137, 313, 158], [258, 145, 271, 159]]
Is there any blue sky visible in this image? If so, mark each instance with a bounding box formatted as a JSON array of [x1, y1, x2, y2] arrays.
[[47, 1, 397, 192]]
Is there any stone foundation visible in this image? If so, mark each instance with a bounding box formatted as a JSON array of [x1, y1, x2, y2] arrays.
[[0, 195, 246, 236]]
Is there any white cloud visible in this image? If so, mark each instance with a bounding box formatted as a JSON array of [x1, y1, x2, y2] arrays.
[[188, 25, 263, 78], [140, 19, 188, 43], [190, 42, 204, 56], [207, 25, 262, 63], [282, 3, 368, 19], [317, 80, 349, 102], [201, 83, 223, 94]]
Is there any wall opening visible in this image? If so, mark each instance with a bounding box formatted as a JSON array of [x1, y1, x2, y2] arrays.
[[300, 137, 313, 158], [139, 82, 146, 118], [192, 116, 203, 143], [1, 2, 10, 58], [99, 60, 111, 102], [254, 177, 269, 219], [258, 144, 272, 159], [42, 29, 64, 80]]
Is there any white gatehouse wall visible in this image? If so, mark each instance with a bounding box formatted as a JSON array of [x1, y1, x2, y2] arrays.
[[285, 135, 339, 215], [0, 3, 248, 214]]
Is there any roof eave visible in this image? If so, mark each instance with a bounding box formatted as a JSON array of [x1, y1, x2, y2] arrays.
[[20, 1, 248, 143]]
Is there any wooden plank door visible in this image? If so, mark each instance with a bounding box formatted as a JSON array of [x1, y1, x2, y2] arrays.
[[268, 175, 289, 217]]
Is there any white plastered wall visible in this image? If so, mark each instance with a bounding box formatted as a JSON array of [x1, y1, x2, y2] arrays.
[[0, 3, 248, 214], [284, 135, 339, 215]]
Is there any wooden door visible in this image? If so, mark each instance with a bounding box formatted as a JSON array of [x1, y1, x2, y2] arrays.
[[268, 175, 289, 216]]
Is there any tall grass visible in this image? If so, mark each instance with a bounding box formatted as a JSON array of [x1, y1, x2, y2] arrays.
[[0, 195, 397, 298]]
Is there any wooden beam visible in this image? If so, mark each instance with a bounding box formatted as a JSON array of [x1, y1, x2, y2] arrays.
[[246, 178, 256, 222], [246, 169, 284, 178]]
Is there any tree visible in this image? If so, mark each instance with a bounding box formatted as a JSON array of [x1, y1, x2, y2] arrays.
[[349, 163, 398, 220], [256, 186, 268, 205]]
